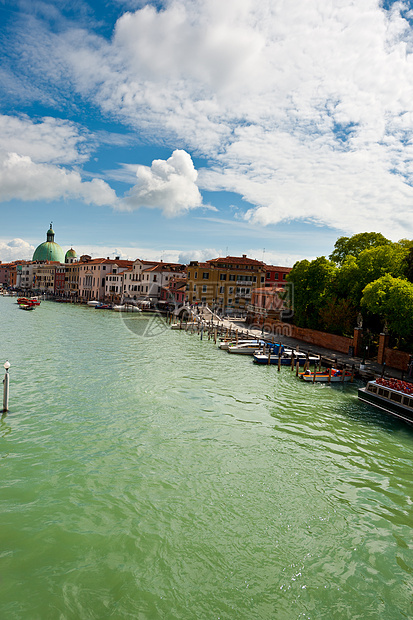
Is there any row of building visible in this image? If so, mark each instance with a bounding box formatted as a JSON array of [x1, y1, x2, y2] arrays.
[[0, 225, 292, 318]]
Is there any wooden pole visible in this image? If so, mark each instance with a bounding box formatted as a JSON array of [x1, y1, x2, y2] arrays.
[[278, 353, 281, 372], [341, 364, 346, 383], [2, 362, 10, 412], [328, 367, 332, 384], [350, 365, 355, 383], [312, 367, 316, 383], [291, 354, 295, 371], [267, 350, 271, 365], [296, 361, 300, 376]]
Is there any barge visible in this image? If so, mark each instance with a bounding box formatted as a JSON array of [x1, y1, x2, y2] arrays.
[[358, 378, 413, 425]]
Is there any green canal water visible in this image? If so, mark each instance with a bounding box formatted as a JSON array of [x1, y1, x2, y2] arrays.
[[0, 297, 412, 619]]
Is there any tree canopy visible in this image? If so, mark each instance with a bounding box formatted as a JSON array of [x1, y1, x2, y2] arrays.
[[329, 232, 392, 265], [287, 231, 413, 342]]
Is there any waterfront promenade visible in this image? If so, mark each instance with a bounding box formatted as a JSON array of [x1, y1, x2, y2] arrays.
[[180, 305, 408, 381]]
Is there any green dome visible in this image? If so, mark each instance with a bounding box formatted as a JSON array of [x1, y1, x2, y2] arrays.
[[32, 224, 65, 263], [65, 248, 77, 261]]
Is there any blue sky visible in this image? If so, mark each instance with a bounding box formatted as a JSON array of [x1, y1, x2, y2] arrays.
[[1, 0, 413, 265]]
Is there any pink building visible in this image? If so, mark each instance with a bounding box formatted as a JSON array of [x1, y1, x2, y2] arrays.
[[78, 258, 133, 301]]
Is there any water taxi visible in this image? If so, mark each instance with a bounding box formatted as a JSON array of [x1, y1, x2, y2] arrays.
[[358, 378, 413, 424]]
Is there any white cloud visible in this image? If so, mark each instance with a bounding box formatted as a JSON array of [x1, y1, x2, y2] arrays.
[[177, 248, 219, 264], [0, 238, 35, 262], [119, 149, 202, 215], [0, 152, 117, 206], [0, 115, 91, 165], [6, 0, 413, 237]]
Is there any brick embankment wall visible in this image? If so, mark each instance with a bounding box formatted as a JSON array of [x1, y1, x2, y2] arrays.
[[289, 325, 352, 354], [258, 318, 353, 354], [383, 348, 410, 372]]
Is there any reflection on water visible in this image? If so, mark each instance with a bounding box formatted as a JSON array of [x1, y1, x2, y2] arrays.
[[0, 297, 412, 620]]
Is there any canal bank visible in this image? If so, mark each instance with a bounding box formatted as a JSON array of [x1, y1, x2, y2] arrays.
[[172, 306, 409, 382]]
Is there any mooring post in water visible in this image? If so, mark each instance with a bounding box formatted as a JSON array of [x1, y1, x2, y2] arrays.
[[3, 360, 10, 413], [296, 361, 300, 376]]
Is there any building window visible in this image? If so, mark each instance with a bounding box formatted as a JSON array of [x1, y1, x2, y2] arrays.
[[219, 286, 224, 293], [229, 274, 235, 281], [194, 271, 198, 278], [261, 276, 265, 283], [201, 297, 207, 303], [202, 272, 209, 279], [202, 285, 207, 293], [220, 274, 226, 280], [283, 274, 287, 280], [266, 272, 270, 279]]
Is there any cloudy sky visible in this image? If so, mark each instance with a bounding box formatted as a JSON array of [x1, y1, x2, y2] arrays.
[[1, 0, 413, 265]]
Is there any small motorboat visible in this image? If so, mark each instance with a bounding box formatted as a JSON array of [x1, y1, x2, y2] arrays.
[[87, 300, 101, 306], [95, 303, 112, 309], [228, 341, 280, 355], [299, 368, 352, 382], [253, 352, 320, 365], [112, 304, 142, 312], [219, 339, 262, 350], [19, 302, 36, 310]]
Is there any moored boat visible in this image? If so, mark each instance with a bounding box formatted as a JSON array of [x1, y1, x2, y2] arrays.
[[87, 300, 100, 306], [95, 303, 112, 309], [358, 377, 413, 424], [299, 368, 352, 382], [112, 304, 142, 312], [254, 352, 320, 366], [227, 340, 269, 355], [219, 339, 261, 351]]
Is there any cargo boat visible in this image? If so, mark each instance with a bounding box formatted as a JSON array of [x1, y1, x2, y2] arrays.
[[358, 378, 413, 425]]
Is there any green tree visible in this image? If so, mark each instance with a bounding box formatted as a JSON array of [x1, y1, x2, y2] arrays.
[[329, 232, 392, 265], [288, 257, 337, 329], [361, 275, 413, 339]]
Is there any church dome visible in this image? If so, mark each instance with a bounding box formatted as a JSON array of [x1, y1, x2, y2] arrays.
[[65, 248, 77, 262], [32, 224, 65, 263]]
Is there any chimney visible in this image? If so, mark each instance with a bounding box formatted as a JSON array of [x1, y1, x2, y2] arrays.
[[242, 254, 247, 258]]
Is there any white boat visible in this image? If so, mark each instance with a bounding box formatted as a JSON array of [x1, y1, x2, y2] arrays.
[[219, 339, 261, 350], [112, 304, 142, 312], [253, 352, 320, 366], [227, 341, 270, 355], [87, 300, 100, 306]]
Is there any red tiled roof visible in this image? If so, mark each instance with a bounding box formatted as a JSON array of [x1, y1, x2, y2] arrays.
[[264, 265, 292, 271], [207, 256, 265, 266]]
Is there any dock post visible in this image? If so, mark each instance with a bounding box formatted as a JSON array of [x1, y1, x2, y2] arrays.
[[296, 361, 300, 376], [312, 367, 316, 383], [267, 350, 271, 365], [328, 368, 332, 384], [2, 361, 10, 413], [350, 364, 355, 383], [278, 354, 281, 372], [341, 364, 346, 382], [291, 354, 295, 371]]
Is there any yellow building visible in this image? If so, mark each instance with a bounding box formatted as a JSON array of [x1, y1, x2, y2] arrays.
[[186, 255, 266, 314]]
